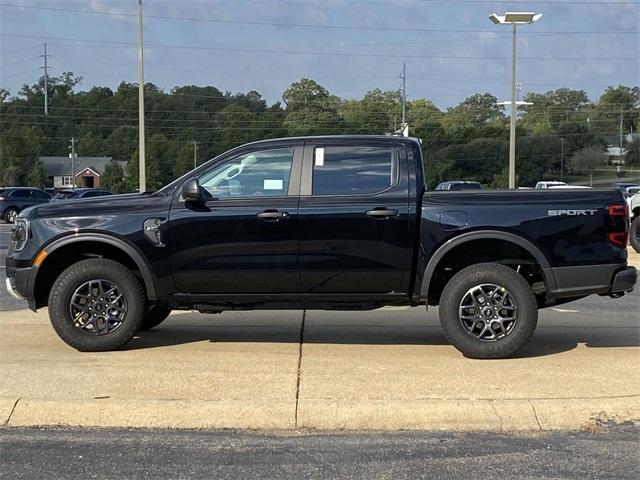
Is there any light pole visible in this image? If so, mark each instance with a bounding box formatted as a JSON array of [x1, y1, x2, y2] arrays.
[[489, 12, 542, 189], [137, 0, 146, 193], [560, 137, 564, 182]]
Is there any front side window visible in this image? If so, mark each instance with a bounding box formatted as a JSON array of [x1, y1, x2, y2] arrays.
[[198, 148, 293, 199], [312, 146, 395, 196]]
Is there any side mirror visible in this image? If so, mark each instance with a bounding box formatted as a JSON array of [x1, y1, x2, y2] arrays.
[[182, 178, 202, 202]]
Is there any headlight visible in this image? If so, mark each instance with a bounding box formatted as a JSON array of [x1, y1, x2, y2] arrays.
[[10, 218, 29, 252]]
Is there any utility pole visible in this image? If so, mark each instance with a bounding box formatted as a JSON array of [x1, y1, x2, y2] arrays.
[[560, 137, 564, 182], [137, 0, 146, 192], [619, 105, 624, 161], [40, 43, 51, 115], [400, 62, 406, 126], [192, 140, 198, 169], [69, 137, 76, 190]]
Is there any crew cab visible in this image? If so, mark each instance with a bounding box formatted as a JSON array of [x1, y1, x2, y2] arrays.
[[5, 136, 636, 359]]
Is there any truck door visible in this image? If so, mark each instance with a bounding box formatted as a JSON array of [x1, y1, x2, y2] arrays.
[[168, 144, 303, 294], [297, 141, 411, 294]]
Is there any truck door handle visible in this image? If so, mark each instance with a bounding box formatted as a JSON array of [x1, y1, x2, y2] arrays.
[[366, 208, 398, 219], [257, 210, 289, 221]]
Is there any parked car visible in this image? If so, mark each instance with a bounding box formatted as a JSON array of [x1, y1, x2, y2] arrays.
[[623, 186, 640, 199], [629, 192, 640, 253], [5, 136, 636, 358], [548, 185, 592, 189], [51, 188, 113, 202], [0, 187, 51, 223], [435, 181, 482, 191], [535, 181, 567, 189], [611, 182, 639, 192]]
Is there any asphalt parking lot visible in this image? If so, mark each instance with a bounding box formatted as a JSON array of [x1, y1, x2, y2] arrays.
[[1, 221, 638, 431]]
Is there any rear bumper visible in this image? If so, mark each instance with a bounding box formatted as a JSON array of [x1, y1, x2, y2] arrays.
[[610, 266, 637, 293], [548, 263, 636, 298]]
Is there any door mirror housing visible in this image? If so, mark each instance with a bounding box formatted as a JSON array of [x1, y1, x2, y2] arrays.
[[182, 178, 202, 202]]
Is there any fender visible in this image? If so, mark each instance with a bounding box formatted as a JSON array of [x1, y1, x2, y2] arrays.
[[418, 230, 554, 301], [34, 233, 158, 300]]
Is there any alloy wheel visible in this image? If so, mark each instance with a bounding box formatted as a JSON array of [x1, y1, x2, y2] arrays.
[[69, 279, 128, 335], [458, 283, 518, 342]]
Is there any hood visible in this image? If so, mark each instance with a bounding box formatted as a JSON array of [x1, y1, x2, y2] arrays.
[[20, 192, 164, 221]]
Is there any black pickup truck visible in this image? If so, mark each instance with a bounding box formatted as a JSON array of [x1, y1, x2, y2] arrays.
[[5, 136, 636, 358]]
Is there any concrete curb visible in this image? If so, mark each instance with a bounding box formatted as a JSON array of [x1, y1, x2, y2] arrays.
[[6, 397, 296, 430], [4, 395, 639, 431]]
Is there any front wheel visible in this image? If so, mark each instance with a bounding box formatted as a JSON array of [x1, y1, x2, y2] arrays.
[[438, 263, 538, 359], [630, 216, 640, 253], [48, 258, 146, 351], [4, 208, 18, 223]]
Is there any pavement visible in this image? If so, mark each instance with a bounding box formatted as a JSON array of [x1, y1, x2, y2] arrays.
[[2, 426, 639, 479], [1, 220, 639, 431]]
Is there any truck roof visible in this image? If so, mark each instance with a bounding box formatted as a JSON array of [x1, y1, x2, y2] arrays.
[[236, 135, 422, 147]]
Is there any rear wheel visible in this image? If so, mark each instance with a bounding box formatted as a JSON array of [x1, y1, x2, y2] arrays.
[[140, 304, 172, 330], [438, 263, 538, 359], [4, 208, 18, 223], [630, 216, 640, 253], [48, 258, 146, 351]]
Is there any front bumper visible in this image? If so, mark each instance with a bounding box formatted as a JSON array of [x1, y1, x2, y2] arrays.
[[5, 277, 24, 300], [5, 262, 36, 309]]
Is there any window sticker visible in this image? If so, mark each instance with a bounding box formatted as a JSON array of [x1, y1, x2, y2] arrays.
[[315, 147, 325, 166], [264, 179, 284, 190]]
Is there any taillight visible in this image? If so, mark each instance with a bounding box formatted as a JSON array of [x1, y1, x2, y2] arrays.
[[607, 204, 628, 217], [606, 203, 629, 247]]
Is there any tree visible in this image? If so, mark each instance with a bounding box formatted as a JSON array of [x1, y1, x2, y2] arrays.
[[282, 78, 336, 111], [443, 93, 505, 129], [594, 86, 640, 135], [342, 89, 402, 134], [102, 161, 126, 193], [282, 79, 344, 136], [568, 146, 607, 184], [625, 138, 640, 168], [521, 88, 591, 135], [26, 159, 45, 188]]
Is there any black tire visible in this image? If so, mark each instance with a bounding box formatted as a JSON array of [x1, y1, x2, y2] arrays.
[[140, 304, 172, 330], [4, 207, 18, 223], [439, 263, 538, 359], [48, 258, 146, 351], [630, 216, 640, 253]]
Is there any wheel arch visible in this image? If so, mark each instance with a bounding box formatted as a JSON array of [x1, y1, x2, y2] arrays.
[[419, 230, 554, 303], [32, 233, 157, 307]]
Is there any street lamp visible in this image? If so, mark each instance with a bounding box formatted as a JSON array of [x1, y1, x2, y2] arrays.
[[489, 12, 542, 189]]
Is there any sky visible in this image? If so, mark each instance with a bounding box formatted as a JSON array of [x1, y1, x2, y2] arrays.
[[1, 0, 639, 110]]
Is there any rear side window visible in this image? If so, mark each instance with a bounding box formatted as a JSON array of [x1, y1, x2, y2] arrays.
[[32, 190, 50, 199], [10, 190, 30, 198], [312, 146, 395, 196]]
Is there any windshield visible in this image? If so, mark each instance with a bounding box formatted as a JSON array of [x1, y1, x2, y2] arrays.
[[53, 191, 77, 199]]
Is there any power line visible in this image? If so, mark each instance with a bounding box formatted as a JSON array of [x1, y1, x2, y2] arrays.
[[0, 3, 636, 35], [2, 33, 637, 62], [0, 56, 40, 69]]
